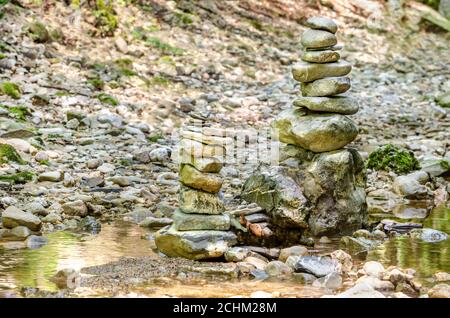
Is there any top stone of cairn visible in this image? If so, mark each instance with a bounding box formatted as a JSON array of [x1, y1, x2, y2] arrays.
[[305, 16, 338, 34]]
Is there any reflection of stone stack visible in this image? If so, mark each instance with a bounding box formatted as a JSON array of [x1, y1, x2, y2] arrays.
[[273, 16, 359, 152], [155, 126, 237, 260]]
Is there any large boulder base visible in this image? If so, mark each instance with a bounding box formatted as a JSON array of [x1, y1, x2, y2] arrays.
[[155, 226, 237, 260], [241, 146, 367, 237]]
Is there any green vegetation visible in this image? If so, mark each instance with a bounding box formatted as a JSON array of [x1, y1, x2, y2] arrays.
[[93, 0, 118, 37], [146, 75, 171, 87], [87, 78, 105, 90], [0, 105, 32, 121], [0, 171, 34, 184], [28, 21, 50, 43], [0, 143, 25, 164], [367, 144, 420, 175], [146, 37, 184, 56], [114, 58, 137, 76], [0, 53, 6, 59], [96, 93, 119, 106], [418, 0, 440, 10], [147, 134, 163, 142], [0, 82, 21, 99]]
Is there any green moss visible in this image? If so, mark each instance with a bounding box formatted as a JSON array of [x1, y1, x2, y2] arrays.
[[0, 171, 34, 184], [0, 53, 6, 59], [114, 58, 137, 77], [0, 105, 32, 121], [146, 75, 171, 87], [0, 143, 25, 164], [440, 160, 450, 171], [147, 134, 163, 142], [174, 12, 194, 26], [96, 93, 119, 106], [87, 78, 105, 90], [146, 37, 184, 56], [367, 144, 420, 175], [28, 21, 50, 43], [93, 0, 118, 37], [0, 82, 21, 99]]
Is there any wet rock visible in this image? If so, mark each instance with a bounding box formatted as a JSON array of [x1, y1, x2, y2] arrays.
[[292, 272, 317, 284], [38, 171, 63, 182], [292, 60, 351, 83], [179, 164, 223, 193], [155, 226, 237, 260], [410, 228, 448, 242], [50, 269, 80, 289], [225, 247, 250, 262], [293, 256, 340, 277], [272, 108, 358, 152], [25, 235, 48, 249], [340, 236, 381, 252], [279, 245, 308, 262], [330, 283, 385, 298], [10, 226, 31, 239], [393, 171, 430, 199], [172, 209, 230, 231], [301, 29, 337, 49], [179, 185, 224, 214], [301, 77, 350, 97], [330, 250, 353, 274], [62, 200, 88, 217], [244, 256, 268, 270], [306, 16, 338, 33], [1, 206, 42, 231], [265, 260, 292, 277], [428, 283, 450, 298], [78, 216, 101, 234], [312, 272, 342, 290]]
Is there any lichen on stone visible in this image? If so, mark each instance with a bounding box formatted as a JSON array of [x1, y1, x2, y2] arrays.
[[0, 143, 25, 164], [366, 144, 420, 175]]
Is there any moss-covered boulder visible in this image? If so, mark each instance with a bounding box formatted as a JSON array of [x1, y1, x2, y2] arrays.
[[0, 143, 25, 164], [367, 144, 420, 175], [28, 21, 50, 43]]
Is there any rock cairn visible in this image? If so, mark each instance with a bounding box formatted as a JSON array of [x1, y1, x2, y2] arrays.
[[273, 16, 359, 153], [155, 125, 237, 260]]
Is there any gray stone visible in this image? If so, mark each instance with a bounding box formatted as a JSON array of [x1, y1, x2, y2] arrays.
[[420, 158, 450, 177], [225, 247, 250, 262], [294, 256, 340, 277], [25, 235, 48, 249], [62, 200, 88, 217], [392, 173, 429, 200], [410, 228, 448, 243], [279, 245, 308, 262], [301, 29, 337, 49], [155, 226, 237, 260], [11, 226, 31, 239], [306, 16, 338, 33], [139, 216, 173, 229], [172, 209, 230, 231], [293, 96, 359, 115], [292, 272, 317, 284], [301, 77, 350, 97], [301, 50, 340, 63], [355, 276, 394, 291], [1, 206, 42, 231], [242, 148, 366, 236], [265, 260, 292, 277], [38, 171, 63, 182], [78, 216, 102, 234], [313, 272, 343, 290], [179, 185, 224, 214], [272, 108, 358, 152], [179, 164, 223, 193], [292, 60, 351, 83], [331, 283, 385, 298]]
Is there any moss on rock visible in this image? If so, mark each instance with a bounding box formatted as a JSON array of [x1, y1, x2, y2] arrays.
[[0, 82, 21, 99], [28, 21, 50, 43], [0, 171, 34, 184], [0, 143, 25, 164], [367, 144, 420, 175]]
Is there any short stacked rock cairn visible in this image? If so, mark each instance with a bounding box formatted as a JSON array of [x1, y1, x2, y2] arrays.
[[242, 16, 367, 238], [273, 16, 359, 152], [155, 125, 237, 260]]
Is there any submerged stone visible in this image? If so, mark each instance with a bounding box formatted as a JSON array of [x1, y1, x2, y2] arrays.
[[155, 226, 237, 260], [293, 96, 359, 115], [272, 108, 358, 152]]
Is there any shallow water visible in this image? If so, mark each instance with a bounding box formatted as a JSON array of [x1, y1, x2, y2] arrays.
[[0, 204, 448, 297]]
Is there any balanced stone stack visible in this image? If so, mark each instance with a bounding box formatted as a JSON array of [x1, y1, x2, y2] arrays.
[[155, 126, 237, 260], [273, 16, 359, 153]]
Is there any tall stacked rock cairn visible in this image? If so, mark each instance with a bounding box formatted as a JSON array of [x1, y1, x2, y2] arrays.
[[155, 125, 237, 260], [241, 16, 367, 242]]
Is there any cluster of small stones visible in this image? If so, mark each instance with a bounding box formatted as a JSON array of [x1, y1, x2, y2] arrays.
[[272, 16, 359, 153], [155, 125, 237, 260]]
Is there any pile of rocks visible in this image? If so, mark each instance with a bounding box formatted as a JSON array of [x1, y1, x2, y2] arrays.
[[242, 16, 367, 237], [273, 16, 358, 152], [155, 126, 237, 260]]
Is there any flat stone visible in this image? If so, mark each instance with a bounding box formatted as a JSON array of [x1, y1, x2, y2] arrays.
[[179, 185, 224, 214], [292, 60, 351, 83], [1, 206, 42, 231], [178, 149, 223, 173], [139, 216, 173, 229], [301, 29, 337, 49], [155, 226, 237, 260], [11, 226, 31, 239], [61, 200, 88, 217], [301, 77, 350, 97], [180, 130, 233, 146], [38, 171, 62, 182], [272, 108, 358, 152], [179, 138, 225, 158], [301, 50, 340, 63], [293, 256, 340, 277], [179, 164, 223, 193], [225, 247, 250, 262], [306, 16, 338, 33], [172, 209, 230, 231]]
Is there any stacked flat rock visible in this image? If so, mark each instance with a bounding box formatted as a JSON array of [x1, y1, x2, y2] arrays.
[[155, 127, 237, 260], [272, 16, 359, 153]]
